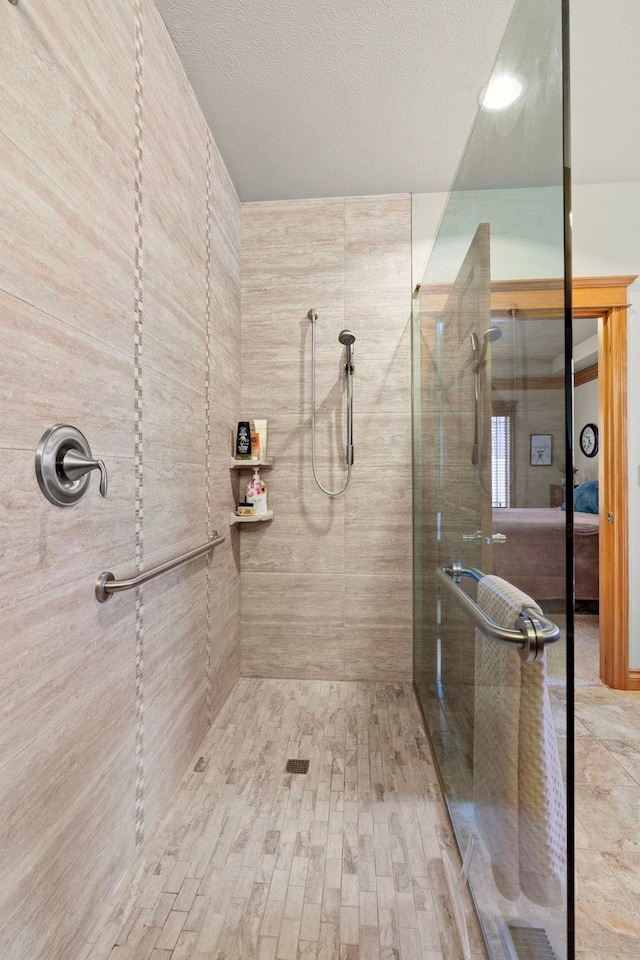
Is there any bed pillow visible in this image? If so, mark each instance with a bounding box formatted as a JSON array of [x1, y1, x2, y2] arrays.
[[569, 479, 599, 514]]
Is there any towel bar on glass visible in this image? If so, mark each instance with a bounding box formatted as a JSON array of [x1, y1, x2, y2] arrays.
[[96, 534, 225, 602], [436, 564, 561, 662]]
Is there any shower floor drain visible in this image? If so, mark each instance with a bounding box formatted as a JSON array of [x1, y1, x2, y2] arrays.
[[507, 923, 558, 960], [286, 759, 309, 774]]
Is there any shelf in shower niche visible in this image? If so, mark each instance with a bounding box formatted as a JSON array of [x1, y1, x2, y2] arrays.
[[230, 510, 274, 526], [229, 458, 274, 470]]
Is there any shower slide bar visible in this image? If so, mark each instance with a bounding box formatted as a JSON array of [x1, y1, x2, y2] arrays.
[[95, 533, 225, 603], [436, 565, 561, 662]]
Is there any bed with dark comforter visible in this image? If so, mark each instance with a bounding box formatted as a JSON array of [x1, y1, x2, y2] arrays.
[[492, 508, 599, 602]]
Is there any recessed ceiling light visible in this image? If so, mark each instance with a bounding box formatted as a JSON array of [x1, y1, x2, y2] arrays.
[[480, 73, 524, 112]]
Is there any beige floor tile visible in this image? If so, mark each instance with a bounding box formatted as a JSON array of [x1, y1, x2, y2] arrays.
[[576, 849, 640, 954], [78, 679, 488, 960]]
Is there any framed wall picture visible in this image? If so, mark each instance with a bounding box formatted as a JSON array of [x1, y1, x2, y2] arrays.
[[530, 434, 552, 466]]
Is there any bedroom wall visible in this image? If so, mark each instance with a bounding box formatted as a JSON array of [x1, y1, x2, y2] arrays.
[[574, 377, 599, 483], [0, 3, 240, 958], [510, 387, 566, 507]]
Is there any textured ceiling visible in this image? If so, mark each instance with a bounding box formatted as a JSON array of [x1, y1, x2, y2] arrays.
[[154, 0, 640, 201], [154, 0, 515, 200]]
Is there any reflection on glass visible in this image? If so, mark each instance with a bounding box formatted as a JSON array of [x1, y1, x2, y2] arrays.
[[411, 0, 571, 957]]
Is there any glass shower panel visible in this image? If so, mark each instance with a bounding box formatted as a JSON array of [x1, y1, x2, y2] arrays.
[[412, 0, 572, 958]]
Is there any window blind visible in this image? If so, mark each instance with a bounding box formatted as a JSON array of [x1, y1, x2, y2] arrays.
[[492, 414, 511, 508]]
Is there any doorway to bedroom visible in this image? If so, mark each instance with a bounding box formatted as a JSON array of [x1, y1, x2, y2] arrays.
[[573, 277, 636, 692]]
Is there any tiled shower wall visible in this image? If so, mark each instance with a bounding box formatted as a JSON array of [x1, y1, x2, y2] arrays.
[[240, 196, 413, 680], [0, 3, 240, 959]]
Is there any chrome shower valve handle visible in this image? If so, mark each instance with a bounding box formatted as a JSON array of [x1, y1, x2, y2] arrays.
[[61, 449, 108, 498], [35, 424, 109, 506]]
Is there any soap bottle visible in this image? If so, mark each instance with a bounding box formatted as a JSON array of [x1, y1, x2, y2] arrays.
[[246, 467, 268, 516]]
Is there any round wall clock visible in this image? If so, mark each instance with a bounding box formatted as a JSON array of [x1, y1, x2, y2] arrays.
[[579, 422, 598, 458]]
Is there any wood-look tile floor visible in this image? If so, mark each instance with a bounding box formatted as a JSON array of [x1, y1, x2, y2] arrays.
[[79, 679, 482, 960]]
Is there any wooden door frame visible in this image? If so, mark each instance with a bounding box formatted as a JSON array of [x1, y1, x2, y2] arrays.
[[417, 274, 637, 687], [500, 275, 636, 690], [574, 278, 637, 689], [498, 275, 637, 690]]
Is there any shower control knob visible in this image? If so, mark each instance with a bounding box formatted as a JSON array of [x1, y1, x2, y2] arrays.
[[35, 424, 108, 507], [61, 449, 108, 498]]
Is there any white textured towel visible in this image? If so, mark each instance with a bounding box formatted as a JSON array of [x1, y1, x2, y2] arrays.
[[473, 575, 566, 907]]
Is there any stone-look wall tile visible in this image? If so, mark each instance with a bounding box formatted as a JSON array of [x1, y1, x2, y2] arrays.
[[210, 614, 241, 708], [351, 318, 412, 416], [0, 664, 135, 949], [344, 242, 412, 313], [145, 674, 208, 793], [240, 307, 345, 420], [0, 2, 242, 958], [210, 233, 241, 358], [144, 283, 207, 392], [240, 195, 412, 681], [0, 451, 135, 609], [242, 244, 345, 316], [210, 538, 241, 629], [0, 741, 134, 960], [143, 461, 206, 557], [241, 472, 345, 576], [0, 746, 134, 960], [0, 291, 134, 458], [344, 574, 413, 629], [143, 0, 208, 317], [342, 632, 413, 682], [138, 14, 219, 841], [0, 0, 135, 248], [241, 625, 346, 680], [344, 195, 412, 246], [0, 130, 134, 354], [140, 0, 242, 843], [143, 556, 209, 682], [345, 464, 412, 577], [210, 138, 242, 256], [211, 338, 241, 416], [145, 679, 209, 836], [143, 560, 209, 835], [242, 198, 345, 258], [241, 573, 345, 628], [0, 572, 136, 766], [144, 368, 205, 466], [210, 144, 242, 355], [353, 412, 413, 466], [343, 574, 413, 681]]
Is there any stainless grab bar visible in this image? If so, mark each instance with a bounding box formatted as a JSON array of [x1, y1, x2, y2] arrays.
[[95, 533, 225, 602], [436, 565, 561, 662]]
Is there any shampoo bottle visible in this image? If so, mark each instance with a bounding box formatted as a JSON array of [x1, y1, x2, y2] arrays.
[[236, 421, 252, 459], [246, 467, 268, 516]]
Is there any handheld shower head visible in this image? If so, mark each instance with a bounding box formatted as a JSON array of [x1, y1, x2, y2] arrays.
[[339, 329, 355, 373], [479, 325, 501, 361]]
